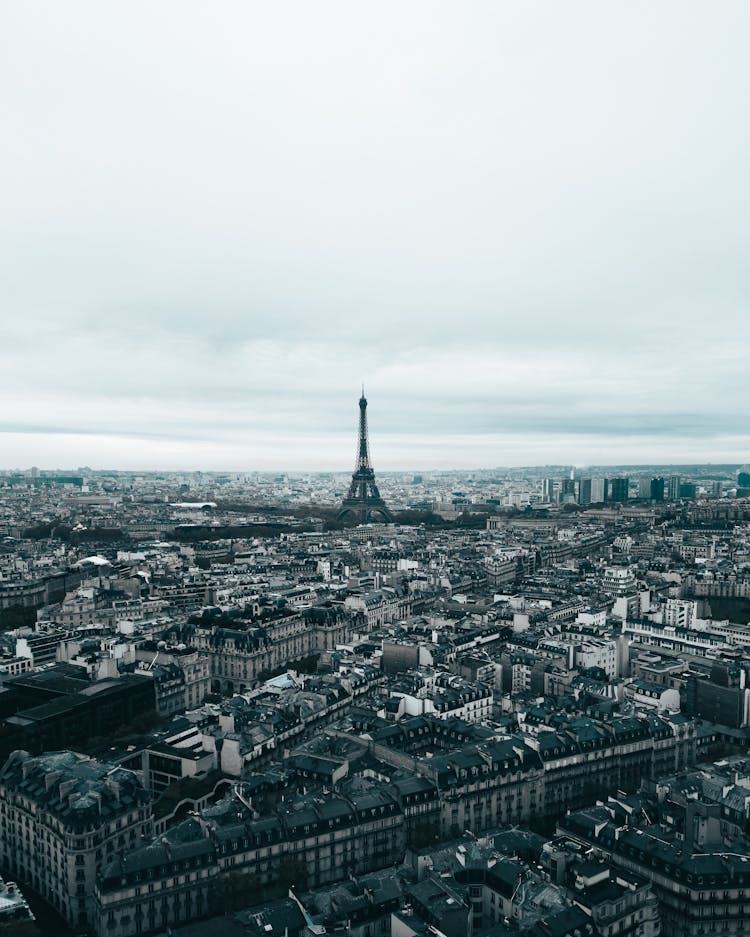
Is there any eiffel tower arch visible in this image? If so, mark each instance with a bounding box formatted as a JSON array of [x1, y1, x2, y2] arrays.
[[338, 390, 392, 524]]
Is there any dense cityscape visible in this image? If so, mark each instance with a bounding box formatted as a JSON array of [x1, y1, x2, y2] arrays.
[[4, 3, 750, 936], [1, 394, 750, 937]]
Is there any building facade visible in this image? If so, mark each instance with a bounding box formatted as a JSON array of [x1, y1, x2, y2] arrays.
[[0, 750, 151, 930]]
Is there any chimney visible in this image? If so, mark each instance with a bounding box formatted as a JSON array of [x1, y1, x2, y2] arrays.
[[682, 801, 696, 856]]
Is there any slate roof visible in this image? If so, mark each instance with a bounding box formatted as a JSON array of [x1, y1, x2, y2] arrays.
[[0, 749, 148, 830]]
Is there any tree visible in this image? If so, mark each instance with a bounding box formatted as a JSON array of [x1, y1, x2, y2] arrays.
[[407, 817, 441, 850], [21, 521, 56, 539], [207, 871, 263, 915], [0, 921, 40, 937], [0, 604, 37, 631], [278, 854, 309, 890]]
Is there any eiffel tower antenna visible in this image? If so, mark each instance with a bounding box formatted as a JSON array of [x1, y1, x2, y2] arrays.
[[355, 388, 371, 471], [338, 389, 392, 525]]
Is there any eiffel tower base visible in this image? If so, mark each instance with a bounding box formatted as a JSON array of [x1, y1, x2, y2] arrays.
[[337, 500, 393, 525]]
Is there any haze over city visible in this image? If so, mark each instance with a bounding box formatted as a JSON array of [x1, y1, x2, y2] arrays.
[[2, 1, 749, 470]]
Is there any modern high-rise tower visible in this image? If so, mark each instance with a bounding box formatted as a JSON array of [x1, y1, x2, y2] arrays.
[[609, 477, 629, 502], [591, 478, 607, 503], [338, 390, 392, 524], [561, 478, 576, 502], [650, 477, 665, 501]]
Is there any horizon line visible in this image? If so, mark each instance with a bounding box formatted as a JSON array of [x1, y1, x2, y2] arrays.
[[0, 461, 746, 475]]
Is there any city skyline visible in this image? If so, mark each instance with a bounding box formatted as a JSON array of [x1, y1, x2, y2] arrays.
[[4, 5, 750, 935], [1, 442, 749, 475]]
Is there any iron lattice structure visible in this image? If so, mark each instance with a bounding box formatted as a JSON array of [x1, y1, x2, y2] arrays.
[[338, 390, 392, 524]]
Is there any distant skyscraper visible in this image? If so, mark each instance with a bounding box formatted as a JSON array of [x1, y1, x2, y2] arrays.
[[637, 477, 651, 499], [738, 465, 750, 495], [680, 482, 697, 499], [339, 389, 392, 523], [544, 478, 556, 501], [667, 474, 681, 500], [591, 478, 606, 503], [578, 478, 592, 505], [561, 478, 576, 503], [650, 477, 665, 501], [609, 477, 629, 502]]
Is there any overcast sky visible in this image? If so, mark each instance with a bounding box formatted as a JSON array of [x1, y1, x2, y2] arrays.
[[1, 2, 749, 471]]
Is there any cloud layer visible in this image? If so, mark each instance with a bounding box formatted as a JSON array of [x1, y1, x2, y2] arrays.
[[1, 2, 749, 469]]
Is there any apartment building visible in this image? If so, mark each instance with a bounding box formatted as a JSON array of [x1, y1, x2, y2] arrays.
[[94, 782, 405, 937], [0, 750, 152, 930]]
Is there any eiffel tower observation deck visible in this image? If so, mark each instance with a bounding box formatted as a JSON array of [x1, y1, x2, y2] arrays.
[[338, 389, 392, 524]]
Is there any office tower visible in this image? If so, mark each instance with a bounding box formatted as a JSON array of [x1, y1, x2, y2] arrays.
[[667, 474, 681, 500], [591, 478, 606, 503], [544, 478, 556, 501], [637, 477, 651, 498], [650, 477, 665, 501], [578, 478, 592, 505], [609, 477, 629, 502], [680, 482, 697, 499]]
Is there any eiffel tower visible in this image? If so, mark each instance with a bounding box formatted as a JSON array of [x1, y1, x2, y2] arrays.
[[338, 389, 392, 524]]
